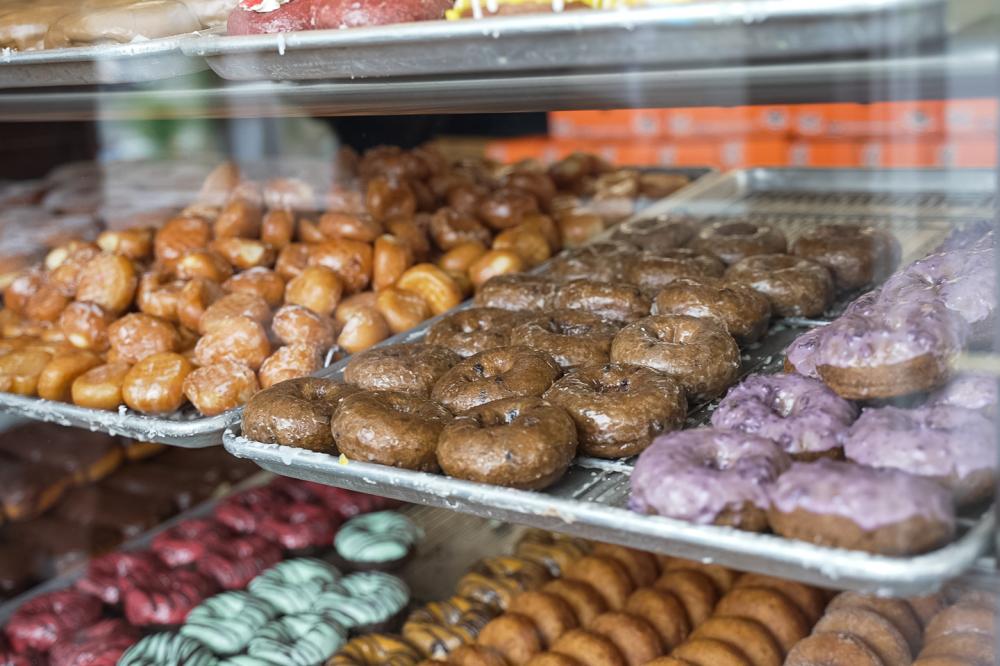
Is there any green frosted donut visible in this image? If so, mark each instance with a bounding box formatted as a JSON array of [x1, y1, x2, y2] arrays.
[[181, 592, 278, 656], [247, 559, 342, 615], [217, 657, 273, 666], [334, 511, 423, 565], [118, 633, 219, 666], [312, 572, 410, 630], [246, 613, 347, 666]]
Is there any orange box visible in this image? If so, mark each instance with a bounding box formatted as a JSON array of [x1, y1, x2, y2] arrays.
[[858, 140, 941, 168], [935, 140, 998, 168], [549, 110, 664, 140], [662, 107, 792, 138], [788, 140, 864, 167], [658, 139, 790, 168], [793, 102, 945, 138], [942, 98, 998, 135], [484, 136, 560, 163]]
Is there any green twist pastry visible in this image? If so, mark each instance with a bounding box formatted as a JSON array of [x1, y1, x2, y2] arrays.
[[181, 591, 278, 656], [334, 511, 423, 565], [118, 632, 219, 666], [246, 613, 347, 666], [312, 572, 410, 630], [247, 558, 342, 615]]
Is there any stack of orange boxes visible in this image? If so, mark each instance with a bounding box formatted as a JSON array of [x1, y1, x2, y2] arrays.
[[485, 100, 997, 168]]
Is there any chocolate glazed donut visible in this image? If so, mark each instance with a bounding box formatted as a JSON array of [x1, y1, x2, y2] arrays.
[[652, 276, 772, 344], [437, 397, 577, 490], [331, 390, 452, 472], [544, 364, 687, 458], [431, 346, 562, 413], [689, 220, 787, 265], [343, 343, 460, 397], [553, 280, 651, 323], [725, 254, 834, 318], [242, 378, 359, 451], [611, 215, 698, 255], [512, 310, 621, 369], [791, 224, 901, 290], [542, 241, 641, 283], [475, 274, 560, 312], [625, 249, 725, 297], [610, 315, 741, 400], [426, 307, 526, 358]]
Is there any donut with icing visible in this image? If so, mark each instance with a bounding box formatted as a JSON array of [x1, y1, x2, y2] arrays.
[[611, 315, 740, 401], [924, 373, 997, 413], [312, 571, 411, 633], [246, 613, 347, 665], [427, 307, 526, 357], [242, 377, 359, 451], [791, 224, 900, 290], [247, 558, 342, 615], [432, 346, 562, 413], [118, 632, 217, 666], [512, 310, 621, 369], [48, 619, 138, 666], [334, 510, 422, 571], [652, 276, 771, 344], [544, 363, 686, 459], [329, 634, 423, 665], [766, 459, 956, 555], [213, 485, 293, 534], [180, 591, 278, 656], [151, 518, 234, 567], [344, 344, 460, 397], [403, 596, 499, 658], [514, 531, 590, 577], [77, 551, 167, 605], [552, 279, 651, 323], [782, 327, 822, 379], [630, 428, 790, 531], [624, 249, 725, 297], [689, 220, 787, 265], [257, 501, 340, 553], [457, 556, 552, 610], [711, 372, 858, 461], [476, 274, 560, 312], [196, 535, 283, 589], [123, 569, 217, 627], [5, 589, 102, 653], [725, 254, 834, 318]]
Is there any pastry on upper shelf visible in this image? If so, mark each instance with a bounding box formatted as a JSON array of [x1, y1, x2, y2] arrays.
[[228, 0, 453, 35], [446, 0, 594, 19]]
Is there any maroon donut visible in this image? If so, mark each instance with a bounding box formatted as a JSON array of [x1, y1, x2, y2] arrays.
[[213, 485, 293, 534], [151, 518, 234, 568], [5, 589, 102, 653], [196, 535, 283, 590], [77, 551, 168, 605], [48, 619, 138, 666], [257, 501, 340, 553], [123, 569, 217, 627]]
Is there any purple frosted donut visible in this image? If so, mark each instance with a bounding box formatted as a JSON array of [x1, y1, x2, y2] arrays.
[[629, 428, 790, 531], [711, 373, 858, 460], [767, 459, 956, 555], [924, 374, 997, 413], [783, 327, 822, 378], [843, 405, 996, 506]]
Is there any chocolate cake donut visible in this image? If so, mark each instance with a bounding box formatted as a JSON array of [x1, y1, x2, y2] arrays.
[[544, 363, 686, 458], [611, 215, 697, 255], [242, 377, 359, 451], [652, 276, 771, 344], [543, 241, 640, 283], [475, 274, 560, 312], [431, 346, 562, 413], [343, 343, 460, 397], [630, 428, 791, 531], [624, 249, 725, 297], [689, 220, 787, 265], [426, 307, 525, 357], [512, 310, 621, 369], [791, 224, 900, 290], [610, 315, 740, 400], [438, 396, 577, 489], [552, 279, 651, 323], [725, 254, 834, 318]]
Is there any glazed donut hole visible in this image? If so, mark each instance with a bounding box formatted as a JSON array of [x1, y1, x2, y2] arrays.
[[121, 352, 193, 414], [258, 343, 324, 389], [223, 267, 286, 309], [198, 291, 272, 335], [183, 361, 259, 416], [174, 249, 235, 283], [271, 304, 338, 350]]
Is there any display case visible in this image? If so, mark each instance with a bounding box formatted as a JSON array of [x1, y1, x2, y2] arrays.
[[0, 0, 996, 664]]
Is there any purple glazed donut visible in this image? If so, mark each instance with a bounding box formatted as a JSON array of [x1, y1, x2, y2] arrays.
[[629, 428, 791, 531], [711, 373, 858, 460], [767, 459, 956, 555], [783, 327, 823, 379], [843, 405, 996, 506], [924, 373, 997, 413]]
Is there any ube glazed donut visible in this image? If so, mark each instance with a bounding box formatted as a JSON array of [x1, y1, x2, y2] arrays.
[[431, 346, 562, 413], [475, 274, 560, 312], [512, 310, 621, 369], [924, 373, 997, 413], [331, 390, 452, 472], [814, 299, 968, 399], [343, 343, 460, 397], [242, 378, 359, 451], [624, 249, 725, 297], [767, 459, 956, 555], [544, 363, 686, 459], [652, 276, 772, 344], [426, 307, 526, 357], [629, 428, 791, 531], [610, 315, 741, 401], [438, 397, 577, 490], [782, 327, 822, 378], [552, 279, 651, 323], [724, 254, 835, 318], [842, 404, 996, 506], [711, 372, 858, 461], [791, 224, 901, 290], [689, 220, 787, 265]]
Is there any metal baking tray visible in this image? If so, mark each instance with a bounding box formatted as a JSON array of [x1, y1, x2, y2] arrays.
[[0, 33, 208, 90], [226, 167, 995, 595], [185, 0, 946, 82]]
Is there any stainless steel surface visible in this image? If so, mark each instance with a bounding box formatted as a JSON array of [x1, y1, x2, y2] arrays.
[[227, 167, 995, 596], [186, 0, 945, 82], [0, 35, 207, 89]]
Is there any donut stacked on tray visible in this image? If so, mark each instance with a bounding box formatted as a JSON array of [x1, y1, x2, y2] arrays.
[[242, 216, 893, 494], [630, 225, 995, 557], [0, 479, 403, 665], [0, 149, 670, 418]]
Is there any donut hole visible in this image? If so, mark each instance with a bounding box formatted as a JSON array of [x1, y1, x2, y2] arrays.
[[715, 222, 759, 238]]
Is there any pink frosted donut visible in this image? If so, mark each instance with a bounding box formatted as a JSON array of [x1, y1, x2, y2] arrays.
[[5, 589, 102, 653]]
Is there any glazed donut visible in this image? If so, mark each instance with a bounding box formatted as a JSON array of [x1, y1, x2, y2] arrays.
[[331, 390, 452, 472], [512, 310, 621, 369], [611, 216, 697, 255], [625, 249, 725, 297], [329, 634, 423, 666], [653, 569, 719, 627], [785, 632, 882, 666], [711, 372, 858, 461], [241, 378, 359, 451], [438, 396, 577, 490], [629, 428, 791, 531], [542, 579, 608, 626], [550, 629, 626, 666], [431, 207, 492, 250], [652, 276, 771, 344], [508, 591, 579, 647], [457, 556, 552, 610], [691, 616, 783, 666], [724, 254, 834, 318], [813, 607, 913, 665], [610, 315, 740, 400], [689, 220, 787, 265], [5, 589, 102, 653], [791, 224, 900, 290], [427, 307, 525, 357], [431, 346, 562, 413], [516, 536, 589, 578], [475, 274, 560, 312], [673, 638, 752, 666], [543, 241, 641, 283], [246, 613, 347, 665], [477, 612, 544, 664], [343, 343, 460, 397], [180, 591, 277, 657], [404, 596, 499, 659], [544, 363, 685, 459], [715, 587, 810, 654], [590, 543, 659, 588], [213, 485, 292, 534], [625, 588, 690, 652], [552, 280, 651, 323], [563, 556, 633, 611]]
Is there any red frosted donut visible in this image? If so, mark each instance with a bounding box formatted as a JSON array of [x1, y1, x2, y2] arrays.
[[314, 0, 453, 29], [257, 501, 340, 552], [77, 551, 168, 605], [228, 0, 320, 34], [213, 485, 293, 534], [48, 619, 138, 666], [196, 535, 284, 589], [5, 589, 102, 653], [123, 569, 217, 627], [151, 518, 234, 568]]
